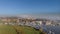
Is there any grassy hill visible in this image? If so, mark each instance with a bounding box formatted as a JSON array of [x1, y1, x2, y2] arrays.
[[13, 25, 40, 34], [0, 25, 17, 34], [0, 24, 46, 34]]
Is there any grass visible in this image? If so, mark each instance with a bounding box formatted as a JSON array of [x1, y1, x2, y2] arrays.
[[0, 24, 17, 34], [13, 25, 40, 34], [0, 24, 46, 34]]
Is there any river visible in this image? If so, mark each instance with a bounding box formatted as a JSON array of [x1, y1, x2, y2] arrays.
[[42, 25, 60, 34]]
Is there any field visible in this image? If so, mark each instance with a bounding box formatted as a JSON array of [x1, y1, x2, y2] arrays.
[[13, 25, 40, 34], [0, 24, 46, 34], [0, 25, 17, 34]]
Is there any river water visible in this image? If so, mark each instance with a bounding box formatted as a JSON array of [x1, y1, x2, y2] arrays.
[[42, 25, 60, 34]]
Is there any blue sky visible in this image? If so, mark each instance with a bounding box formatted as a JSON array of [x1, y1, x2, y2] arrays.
[[0, 0, 60, 15]]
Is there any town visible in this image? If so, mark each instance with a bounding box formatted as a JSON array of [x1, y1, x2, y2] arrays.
[[0, 16, 60, 26]]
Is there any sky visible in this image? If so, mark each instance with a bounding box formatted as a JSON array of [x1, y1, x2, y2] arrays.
[[0, 0, 60, 15]]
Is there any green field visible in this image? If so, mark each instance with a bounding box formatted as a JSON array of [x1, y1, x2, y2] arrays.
[[0, 24, 46, 34], [13, 25, 40, 34], [0, 25, 17, 34]]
